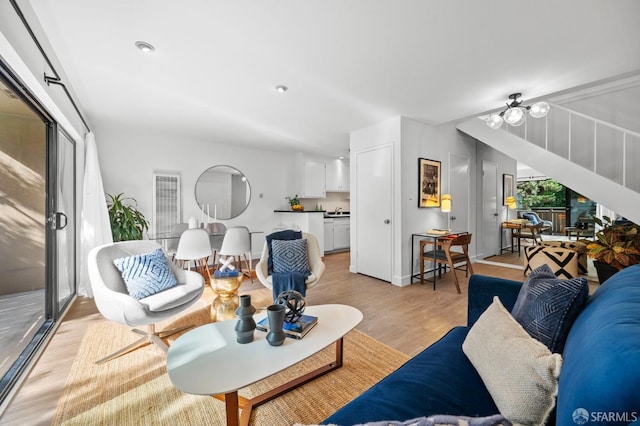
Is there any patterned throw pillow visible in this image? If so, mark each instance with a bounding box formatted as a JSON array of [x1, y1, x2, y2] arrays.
[[272, 239, 310, 274], [511, 264, 589, 353], [113, 248, 178, 300], [524, 246, 578, 279]]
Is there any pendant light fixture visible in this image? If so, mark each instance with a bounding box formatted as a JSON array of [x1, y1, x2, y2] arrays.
[[486, 93, 550, 129]]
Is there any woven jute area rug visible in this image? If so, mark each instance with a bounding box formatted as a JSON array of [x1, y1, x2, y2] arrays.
[[52, 300, 409, 426]]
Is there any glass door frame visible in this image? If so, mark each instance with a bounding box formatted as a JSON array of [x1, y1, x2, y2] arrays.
[[0, 60, 77, 406]]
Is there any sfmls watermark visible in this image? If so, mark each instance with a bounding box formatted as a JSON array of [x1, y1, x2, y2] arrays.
[[572, 408, 638, 424]]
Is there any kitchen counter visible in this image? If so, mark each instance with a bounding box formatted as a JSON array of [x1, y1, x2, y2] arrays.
[[274, 210, 326, 256]]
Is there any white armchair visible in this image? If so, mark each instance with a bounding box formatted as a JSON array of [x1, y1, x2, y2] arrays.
[[88, 240, 204, 364], [256, 232, 325, 295]]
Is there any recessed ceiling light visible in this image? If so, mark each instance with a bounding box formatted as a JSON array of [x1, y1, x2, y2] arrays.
[[135, 41, 155, 53], [275, 85, 288, 93]]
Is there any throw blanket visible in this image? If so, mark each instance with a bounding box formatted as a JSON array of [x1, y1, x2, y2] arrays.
[[300, 414, 511, 426], [271, 271, 307, 300]]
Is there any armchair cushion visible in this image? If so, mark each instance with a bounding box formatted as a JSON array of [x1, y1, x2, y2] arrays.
[[511, 264, 588, 353], [272, 238, 311, 274], [113, 248, 177, 300], [266, 230, 303, 273]]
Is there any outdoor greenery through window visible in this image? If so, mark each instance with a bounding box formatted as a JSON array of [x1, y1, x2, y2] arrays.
[[517, 178, 597, 232], [517, 179, 565, 210]]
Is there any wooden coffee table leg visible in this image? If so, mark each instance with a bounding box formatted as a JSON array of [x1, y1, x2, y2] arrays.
[[214, 338, 345, 426], [222, 391, 239, 426]]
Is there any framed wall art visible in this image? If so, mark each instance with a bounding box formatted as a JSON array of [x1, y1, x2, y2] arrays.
[[418, 158, 441, 208], [503, 173, 514, 205]]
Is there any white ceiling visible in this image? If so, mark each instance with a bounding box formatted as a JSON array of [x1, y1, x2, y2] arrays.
[[24, 0, 640, 157]]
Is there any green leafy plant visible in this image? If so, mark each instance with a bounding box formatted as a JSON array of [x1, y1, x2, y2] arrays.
[[107, 193, 149, 241], [516, 179, 564, 210], [587, 216, 640, 271], [286, 194, 301, 207]]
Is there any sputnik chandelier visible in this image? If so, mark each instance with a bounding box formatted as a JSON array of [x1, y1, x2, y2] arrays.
[[486, 93, 550, 129]]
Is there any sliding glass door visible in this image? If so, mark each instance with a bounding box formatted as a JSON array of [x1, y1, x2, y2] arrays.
[[0, 64, 76, 404]]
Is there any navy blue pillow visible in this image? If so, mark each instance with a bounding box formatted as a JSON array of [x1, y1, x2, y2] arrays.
[[113, 248, 178, 300], [511, 264, 589, 353], [271, 239, 310, 274], [266, 230, 302, 274]]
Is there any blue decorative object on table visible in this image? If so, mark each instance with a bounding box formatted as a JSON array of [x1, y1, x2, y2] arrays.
[[275, 290, 306, 323]]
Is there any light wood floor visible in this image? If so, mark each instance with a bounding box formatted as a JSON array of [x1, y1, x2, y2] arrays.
[[0, 252, 524, 426]]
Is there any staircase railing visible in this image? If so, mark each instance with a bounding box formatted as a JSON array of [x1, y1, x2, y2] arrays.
[[503, 102, 640, 194]]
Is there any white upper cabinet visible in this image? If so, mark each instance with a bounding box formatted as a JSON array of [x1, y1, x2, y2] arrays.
[[295, 154, 326, 198], [326, 159, 350, 192]]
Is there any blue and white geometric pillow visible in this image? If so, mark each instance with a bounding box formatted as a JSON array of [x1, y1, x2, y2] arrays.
[[271, 238, 310, 274], [113, 248, 178, 300]]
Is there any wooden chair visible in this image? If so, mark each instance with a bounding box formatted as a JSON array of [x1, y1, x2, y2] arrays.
[[512, 223, 543, 254], [420, 233, 473, 294]]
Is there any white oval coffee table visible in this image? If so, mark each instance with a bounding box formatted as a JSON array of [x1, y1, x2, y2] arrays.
[[167, 304, 363, 426]]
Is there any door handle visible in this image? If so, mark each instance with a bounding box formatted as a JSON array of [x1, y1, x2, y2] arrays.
[[56, 212, 68, 230], [450, 216, 457, 221], [384, 219, 390, 224]]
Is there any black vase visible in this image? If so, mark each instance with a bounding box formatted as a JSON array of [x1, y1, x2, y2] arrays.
[[593, 260, 619, 284], [266, 304, 286, 346], [234, 295, 256, 344]]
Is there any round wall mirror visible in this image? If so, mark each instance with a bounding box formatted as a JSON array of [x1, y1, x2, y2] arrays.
[[195, 165, 251, 220]]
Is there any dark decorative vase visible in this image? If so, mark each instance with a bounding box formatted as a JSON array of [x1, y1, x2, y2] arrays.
[[266, 304, 286, 346], [593, 260, 619, 284], [234, 295, 256, 344]]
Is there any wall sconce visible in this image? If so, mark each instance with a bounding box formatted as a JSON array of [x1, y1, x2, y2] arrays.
[[506, 196, 517, 221], [441, 194, 452, 212], [486, 93, 550, 129]]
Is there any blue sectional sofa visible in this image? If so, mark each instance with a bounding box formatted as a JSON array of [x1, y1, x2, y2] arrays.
[[324, 265, 640, 426]]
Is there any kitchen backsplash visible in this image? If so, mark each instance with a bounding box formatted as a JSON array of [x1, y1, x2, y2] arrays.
[[300, 192, 350, 212]]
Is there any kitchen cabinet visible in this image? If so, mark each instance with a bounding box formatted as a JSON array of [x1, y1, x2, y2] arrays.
[[333, 217, 350, 250], [324, 219, 334, 252], [295, 154, 326, 198], [326, 159, 349, 192]]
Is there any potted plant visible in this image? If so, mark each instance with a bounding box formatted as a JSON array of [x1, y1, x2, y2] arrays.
[[587, 216, 640, 283], [286, 194, 304, 211], [107, 193, 149, 241]]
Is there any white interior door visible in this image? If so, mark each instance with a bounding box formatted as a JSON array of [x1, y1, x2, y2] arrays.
[[355, 146, 392, 281], [449, 154, 470, 233], [481, 160, 499, 258]]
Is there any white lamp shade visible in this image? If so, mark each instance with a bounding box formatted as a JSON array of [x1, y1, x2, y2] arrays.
[[529, 101, 550, 118], [486, 114, 504, 129], [503, 107, 524, 125], [441, 194, 452, 212]]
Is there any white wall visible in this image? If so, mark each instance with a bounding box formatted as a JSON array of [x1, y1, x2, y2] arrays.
[[399, 119, 478, 284], [475, 139, 518, 257], [350, 116, 483, 286], [349, 116, 401, 279], [95, 124, 296, 257]]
